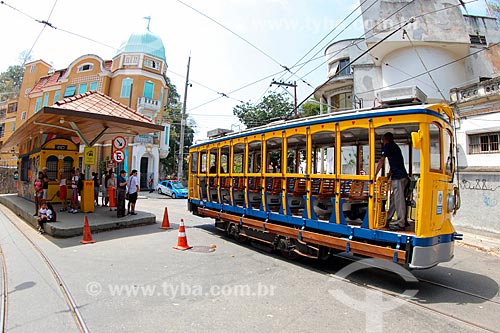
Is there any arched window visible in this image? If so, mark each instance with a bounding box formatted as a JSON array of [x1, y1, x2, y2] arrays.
[[46, 155, 59, 180], [120, 78, 133, 98], [63, 156, 74, 180]]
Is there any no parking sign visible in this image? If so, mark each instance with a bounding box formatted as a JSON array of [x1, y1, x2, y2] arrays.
[[112, 150, 125, 163]]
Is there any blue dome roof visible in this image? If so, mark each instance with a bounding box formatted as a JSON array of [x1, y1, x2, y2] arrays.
[[116, 29, 167, 63]]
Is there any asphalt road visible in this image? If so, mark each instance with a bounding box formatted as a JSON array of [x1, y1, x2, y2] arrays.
[[1, 192, 499, 332]]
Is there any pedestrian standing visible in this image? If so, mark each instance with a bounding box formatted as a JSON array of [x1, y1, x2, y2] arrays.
[[41, 167, 49, 204], [58, 169, 68, 212], [92, 172, 100, 206], [375, 132, 409, 231], [33, 171, 43, 216], [148, 176, 154, 193], [117, 170, 127, 218], [103, 170, 111, 207], [127, 170, 139, 215], [107, 170, 117, 211], [69, 168, 79, 213]]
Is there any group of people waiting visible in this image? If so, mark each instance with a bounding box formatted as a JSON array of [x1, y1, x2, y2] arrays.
[[34, 167, 141, 232]]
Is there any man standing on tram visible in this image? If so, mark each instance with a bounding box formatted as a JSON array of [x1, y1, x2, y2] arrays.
[[375, 132, 409, 231]]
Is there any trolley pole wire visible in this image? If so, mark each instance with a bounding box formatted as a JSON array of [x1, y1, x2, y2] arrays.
[[292, 17, 416, 118], [270, 80, 297, 118]]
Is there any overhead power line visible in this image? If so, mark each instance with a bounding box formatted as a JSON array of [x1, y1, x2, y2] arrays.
[[175, 0, 287, 71]]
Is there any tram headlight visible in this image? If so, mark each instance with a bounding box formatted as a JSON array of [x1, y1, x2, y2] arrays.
[[447, 193, 455, 213]]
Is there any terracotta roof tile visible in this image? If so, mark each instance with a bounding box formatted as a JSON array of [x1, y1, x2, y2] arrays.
[[53, 90, 155, 124], [29, 70, 64, 94]]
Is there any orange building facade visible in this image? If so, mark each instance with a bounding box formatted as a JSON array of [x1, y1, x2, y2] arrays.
[[0, 28, 171, 190]]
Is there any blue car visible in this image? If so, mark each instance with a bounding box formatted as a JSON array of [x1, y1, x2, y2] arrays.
[[157, 180, 188, 199]]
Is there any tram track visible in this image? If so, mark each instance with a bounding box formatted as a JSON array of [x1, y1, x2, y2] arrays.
[[0, 244, 7, 333], [0, 208, 89, 333], [325, 253, 500, 333]]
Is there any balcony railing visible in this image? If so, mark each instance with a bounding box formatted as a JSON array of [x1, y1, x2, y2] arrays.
[[134, 133, 160, 145], [450, 77, 500, 105], [137, 97, 161, 110]]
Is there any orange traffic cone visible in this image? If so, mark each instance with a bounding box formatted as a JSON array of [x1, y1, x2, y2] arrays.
[[173, 219, 192, 250], [160, 207, 172, 229], [80, 215, 96, 244]]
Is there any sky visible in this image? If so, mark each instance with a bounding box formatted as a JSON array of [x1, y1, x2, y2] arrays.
[[0, 0, 489, 141]]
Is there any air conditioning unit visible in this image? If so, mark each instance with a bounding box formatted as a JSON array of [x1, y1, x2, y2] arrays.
[[376, 86, 427, 105], [207, 128, 232, 139]]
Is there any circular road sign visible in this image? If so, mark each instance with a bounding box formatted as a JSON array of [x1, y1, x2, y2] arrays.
[[113, 136, 127, 150], [112, 150, 125, 163]]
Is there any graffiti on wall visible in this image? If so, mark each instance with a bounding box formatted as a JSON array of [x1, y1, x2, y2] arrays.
[[460, 179, 500, 192]]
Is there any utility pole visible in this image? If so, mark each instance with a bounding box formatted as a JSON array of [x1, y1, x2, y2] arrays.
[[177, 54, 191, 181], [270, 80, 297, 118], [271, 80, 299, 172]]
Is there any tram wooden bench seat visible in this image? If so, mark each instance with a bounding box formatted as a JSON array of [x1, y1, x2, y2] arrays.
[[219, 177, 231, 203], [348, 180, 369, 201], [285, 178, 306, 216], [247, 177, 262, 209], [265, 177, 282, 195], [248, 177, 262, 192], [208, 176, 218, 190], [232, 177, 245, 191], [265, 177, 282, 212], [219, 177, 231, 190], [311, 178, 336, 198], [286, 178, 306, 196], [231, 177, 245, 206]]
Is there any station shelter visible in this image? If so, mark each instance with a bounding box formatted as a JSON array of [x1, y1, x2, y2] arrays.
[[2, 91, 164, 212]]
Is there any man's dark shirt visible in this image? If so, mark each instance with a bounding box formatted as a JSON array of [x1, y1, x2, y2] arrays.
[[382, 141, 408, 180], [42, 173, 49, 189], [117, 175, 127, 189]]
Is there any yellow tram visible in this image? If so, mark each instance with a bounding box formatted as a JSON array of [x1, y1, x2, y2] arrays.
[[188, 104, 461, 269]]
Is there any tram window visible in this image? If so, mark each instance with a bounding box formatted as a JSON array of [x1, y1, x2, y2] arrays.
[[444, 129, 453, 175], [429, 123, 442, 171], [221, 145, 229, 174], [200, 151, 207, 173], [248, 140, 262, 173], [46, 156, 58, 180], [209, 148, 217, 173], [311, 131, 335, 174], [190, 152, 198, 173], [266, 137, 282, 173], [340, 128, 369, 175], [63, 156, 73, 180], [287, 134, 306, 173], [232, 143, 244, 173]]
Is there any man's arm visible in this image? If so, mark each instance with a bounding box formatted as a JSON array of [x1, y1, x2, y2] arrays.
[[375, 156, 386, 176]]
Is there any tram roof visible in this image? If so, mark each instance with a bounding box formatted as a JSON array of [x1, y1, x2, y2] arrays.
[[191, 103, 451, 148], [1, 91, 164, 152]]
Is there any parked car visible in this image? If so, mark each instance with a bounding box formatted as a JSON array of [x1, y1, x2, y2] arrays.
[[157, 180, 188, 198]]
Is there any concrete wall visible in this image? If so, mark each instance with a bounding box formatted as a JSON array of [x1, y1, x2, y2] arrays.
[[456, 112, 500, 170], [361, 0, 469, 44], [454, 172, 500, 234], [381, 46, 466, 102]]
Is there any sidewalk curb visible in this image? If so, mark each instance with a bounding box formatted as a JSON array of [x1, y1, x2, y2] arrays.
[[456, 231, 500, 257]]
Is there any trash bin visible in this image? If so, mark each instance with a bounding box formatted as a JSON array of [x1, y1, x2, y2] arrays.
[[81, 180, 95, 213], [108, 186, 116, 208]]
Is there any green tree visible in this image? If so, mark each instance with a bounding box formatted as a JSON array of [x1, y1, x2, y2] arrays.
[[159, 77, 196, 178], [299, 99, 321, 117], [487, 1, 500, 19], [233, 92, 293, 128], [0, 65, 24, 101]]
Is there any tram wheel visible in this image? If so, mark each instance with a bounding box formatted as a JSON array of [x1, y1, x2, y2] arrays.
[[277, 238, 299, 260]]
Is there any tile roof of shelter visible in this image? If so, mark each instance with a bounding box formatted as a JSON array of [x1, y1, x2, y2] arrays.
[[53, 90, 153, 123]]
